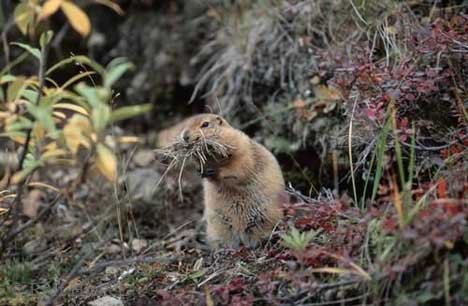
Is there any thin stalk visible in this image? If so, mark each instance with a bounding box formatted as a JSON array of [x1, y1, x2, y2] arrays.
[[348, 100, 358, 207], [391, 106, 406, 189], [0, 42, 49, 256], [361, 148, 376, 208], [371, 117, 391, 202]]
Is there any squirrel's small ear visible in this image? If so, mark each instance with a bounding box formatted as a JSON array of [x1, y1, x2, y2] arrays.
[[216, 116, 223, 125]]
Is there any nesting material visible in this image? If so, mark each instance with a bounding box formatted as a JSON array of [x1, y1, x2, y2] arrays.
[[153, 136, 234, 197]]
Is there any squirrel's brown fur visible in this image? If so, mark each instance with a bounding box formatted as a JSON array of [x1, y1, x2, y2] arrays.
[[180, 114, 285, 249]]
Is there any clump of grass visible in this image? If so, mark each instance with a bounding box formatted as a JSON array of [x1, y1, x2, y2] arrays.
[[192, 0, 400, 115], [0, 260, 35, 300], [0, 260, 34, 286]]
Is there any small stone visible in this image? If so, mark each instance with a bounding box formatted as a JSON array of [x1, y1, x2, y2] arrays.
[[123, 168, 161, 203], [22, 239, 47, 256], [131, 239, 148, 253], [106, 244, 121, 254], [133, 149, 155, 167], [88, 296, 124, 306], [105, 266, 119, 276]]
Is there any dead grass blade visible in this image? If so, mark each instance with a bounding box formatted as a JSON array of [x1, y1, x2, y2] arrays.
[[153, 137, 234, 197]]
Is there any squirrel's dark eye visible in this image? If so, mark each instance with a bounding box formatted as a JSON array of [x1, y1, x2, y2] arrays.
[[201, 121, 209, 128]]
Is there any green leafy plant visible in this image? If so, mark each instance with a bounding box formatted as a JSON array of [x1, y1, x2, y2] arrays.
[[280, 226, 319, 252], [0, 33, 151, 183], [14, 0, 123, 37]]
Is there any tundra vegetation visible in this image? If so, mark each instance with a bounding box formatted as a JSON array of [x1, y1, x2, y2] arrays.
[[0, 1, 466, 305]]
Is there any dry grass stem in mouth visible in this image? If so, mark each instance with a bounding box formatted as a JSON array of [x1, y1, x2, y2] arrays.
[[153, 137, 234, 198]]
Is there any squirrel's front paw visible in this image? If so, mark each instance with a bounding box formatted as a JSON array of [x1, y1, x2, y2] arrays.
[[201, 168, 217, 178]]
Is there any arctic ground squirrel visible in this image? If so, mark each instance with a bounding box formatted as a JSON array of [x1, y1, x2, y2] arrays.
[[170, 114, 285, 249]]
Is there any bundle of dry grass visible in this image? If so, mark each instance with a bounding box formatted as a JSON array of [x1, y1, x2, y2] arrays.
[[153, 136, 233, 197]]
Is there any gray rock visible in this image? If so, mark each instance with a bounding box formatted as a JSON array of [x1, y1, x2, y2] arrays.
[[88, 296, 124, 306], [133, 150, 155, 167], [123, 168, 161, 203], [131, 238, 148, 253], [22, 239, 47, 256]]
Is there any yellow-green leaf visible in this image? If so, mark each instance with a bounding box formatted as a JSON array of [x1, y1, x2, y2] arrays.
[[32, 122, 46, 141], [63, 125, 81, 153], [116, 136, 140, 144], [11, 164, 40, 184], [11, 42, 41, 60], [52, 111, 67, 120], [60, 1, 91, 37], [91, 104, 110, 132], [42, 142, 67, 159], [38, 0, 62, 20], [14, 3, 34, 35], [63, 114, 91, 153], [110, 103, 152, 123], [71, 114, 92, 133], [61, 71, 96, 90], [7, 77, 27, 103], [46, 55, 92, 75], [93, 0, 124, 15], [205, 287, 214, 306], [40, 30, 54, 49], [53, 103, 89, 116], [95, 144, 117, 182], [0, 75, 17, 85]]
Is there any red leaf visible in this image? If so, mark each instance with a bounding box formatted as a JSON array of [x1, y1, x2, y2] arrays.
[[437, 178, 447, 198]]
